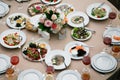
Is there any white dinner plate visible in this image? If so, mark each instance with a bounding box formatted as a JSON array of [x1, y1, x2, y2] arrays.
[[41, 0, 61, 5], [103, 27, 120, 43], [0, 54, 11, 74], [64, 41, 89, 60], [55, 3, 75, 16], [91, 52, 117, 73], [66, 11, 89, 27], [71, 29, 92, 41], [0, 1, 9, 17], [45, 50, 71, 70], [6, 13, 29, 29], [56, 70, 82, 80], [0, 29, 26, 49], [22, 38, 51, 61], [86, 2, 112, 20], [17, 69, 43, 80]]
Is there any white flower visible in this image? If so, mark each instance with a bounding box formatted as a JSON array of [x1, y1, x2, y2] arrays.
[[51, 14, 57, 20]]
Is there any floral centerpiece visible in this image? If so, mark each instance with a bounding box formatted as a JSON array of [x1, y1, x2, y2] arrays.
[[38, 7, 67, 34]]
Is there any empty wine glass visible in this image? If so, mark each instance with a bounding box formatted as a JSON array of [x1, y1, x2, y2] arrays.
[[17, 1, 23, 10]]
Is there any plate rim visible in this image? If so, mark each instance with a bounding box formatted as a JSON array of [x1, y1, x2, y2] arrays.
[[93, 52, 116, 70], [56, 70, 81, 80], [0, 2, 9, 17], [0, 54, 11, 73], [91, 52, 117, 73], [17, 69, 43, 80]]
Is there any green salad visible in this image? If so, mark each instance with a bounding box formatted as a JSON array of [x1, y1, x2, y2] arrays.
[[72, 27, 90, 39], [91, 7, 106, 18]]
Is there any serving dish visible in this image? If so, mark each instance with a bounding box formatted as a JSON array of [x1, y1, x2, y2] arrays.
[[22, 39, 51, 61], [55, 3, 75, 16], [45, 50, 71, 70], [0, 29, 26, 48], [86, 2, 111, 20], [64, 41, 89, 60], [67, 11, 89, 27], [6, 13, 29, 29], [71, 27, 92, 41]]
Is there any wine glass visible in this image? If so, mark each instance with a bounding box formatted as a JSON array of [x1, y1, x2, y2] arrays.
[[17, 1, 23, 10], [10, 56, 19, 71], [103, 34, 112, 53], [108, 9, 117, 27], [81, 56, 91, 80], [111, 45, 120, 61], [46, 65, 55, 74]]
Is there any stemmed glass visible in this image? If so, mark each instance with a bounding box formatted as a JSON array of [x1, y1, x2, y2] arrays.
[[10, 56, 19, 71], [108, 9, 117, 27], [17, 1, 23, 10], [103, 34, 112, 53], [111, 45, 120, 61], [45, 64, 55, 80], [81, 56, 91, 80]]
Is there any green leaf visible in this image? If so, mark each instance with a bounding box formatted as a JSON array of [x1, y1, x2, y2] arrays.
[[32, 7, 40, 13]]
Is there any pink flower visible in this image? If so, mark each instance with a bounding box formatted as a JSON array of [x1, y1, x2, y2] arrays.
[[51, 14, 57, 20], [51, 23, 57, 29], [36, 6, 41, 10], [44, 20, 53, 27], [39, 18, 45, 23]]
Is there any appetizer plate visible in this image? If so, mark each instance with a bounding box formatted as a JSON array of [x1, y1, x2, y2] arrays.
[[86, 2, 112, 20], [71, 28, 92, 41], [22, 39, 51, 61], [0, 1, 9, 17], [45, 50, 71, 70], [64, 41, 89, 60], [103, 27, 120, 43], [41, 0, 61, 5], [6, 13, 29, 29], [55, 3, 75, 16], [0, 29, 26, 49], [56, 70, 82, 80], [27, 2, 45, 16], [67, 11, 89, 27], [91, 52, 117, 73], [17, 69, 43, 80], [0, 54, 11, 74]]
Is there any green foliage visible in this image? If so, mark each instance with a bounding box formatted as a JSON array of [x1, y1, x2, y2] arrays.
[[32, 7, 40, 13]]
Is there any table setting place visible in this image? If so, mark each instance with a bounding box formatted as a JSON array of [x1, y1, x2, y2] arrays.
[[0, 0, 120, 80]]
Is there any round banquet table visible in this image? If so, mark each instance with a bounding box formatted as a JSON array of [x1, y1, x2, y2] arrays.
[[0, 0, 120, 80]]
